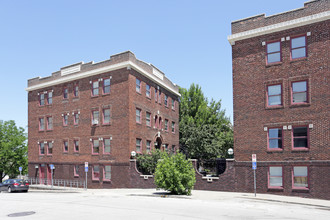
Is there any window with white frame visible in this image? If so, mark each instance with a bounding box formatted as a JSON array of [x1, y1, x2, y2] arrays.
[[63, 87, 68, 99], [103, 78, 110, 94], [92, 139, 99, 154], [266, 41, 281, 64], [136, 78, 141, 93], [171, 121, 175, 133], [268, 128, 282, 150], [93, 165, 100, 180], [104, 165, 111, 181], [74, 165, 79, 177], [40, 93, 45, 106], [269, 166, 283, 188], [155, 88, 158, 102], [146, 84, 151, 98], [103, 108, 110, 124], [74, 112, 79, 125], [92, 81, 99, 96], [47, 141, 53, 155], [136, 108, 141, 123], [292, 81, 307, 104], [158, 90, 161, 104], [92, 110, 99, 125], [146, 140, 151, 153], [74, 140, 79, 152], [73, 85, 79, 97], [39, 142, 45, 155], [47, 116, 53, 130], [104, 138, 110, 154], [146, 112, 151, 127], [136, 138, 141, 153], [47, 91, 53, 104], [172, 99, 175, 110], [293, 126, 308, 149], [165, 119, 168, 131], [63, 114, 68, 126], [267, 84, 282, 106], [164, 95, 168, 106], [293, 166, 308, 188], [291, 36, 306, 59], [63, 140, 68, 152], [39, 118, 45, 131]]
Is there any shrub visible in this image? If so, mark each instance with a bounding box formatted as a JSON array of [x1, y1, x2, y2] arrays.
[[154, 152, 196, 195], [136, 149, 165, 175]]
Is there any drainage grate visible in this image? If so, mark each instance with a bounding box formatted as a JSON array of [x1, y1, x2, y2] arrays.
[[8, 211, 36, 217]]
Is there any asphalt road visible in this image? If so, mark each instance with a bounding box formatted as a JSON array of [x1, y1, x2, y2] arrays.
[[1, 189, 329, 220]]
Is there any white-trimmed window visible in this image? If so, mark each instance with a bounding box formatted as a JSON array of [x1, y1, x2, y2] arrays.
[[104, 138, 111, 154], [171, 121, 175, 133], [292, 81, 308, 104], [291, 36, 306, 59], [39, 142, 45, 155], [47, 141, 53, 155], [136, 78, 141, 93], [146, 112, 151, 127], [92, 81, 99, 96], [266, 41, 281, 64], [268, 128, 283, 150], [268, 166, 283, 188], [103, 108, 110, 124], [136, 138, 142, 153], [136, 108, 141, 123], [146, 84, 151, 98], [292, 126, 308, 149], [63, 87, 68, 99], [172, 99, 175, 110], [47, 91, 53, 104], [92, 165, 100, 180], [63, 114, 68, 126], [164, 95, 168, 106], [267, 84, 282, 106], [74, 112, 79, 125], [92, 139, 99, 154], [39, 118, 45, 131], [103, 78, 111, 94], [63, 140, 68, 153], [46, 116, 53, 130], [73, 84, 79, 97], [293, 166, 308, 189], [165, 119, 168, 131], [39, 93, 45, 106], [74, 140, 79, 152], [146, 140, 151, 153], [104, 165, 111, 181], [92, 110, 99, 125]]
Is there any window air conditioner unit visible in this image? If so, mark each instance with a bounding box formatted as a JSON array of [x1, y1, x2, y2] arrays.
[[93, 120, 99, 125]]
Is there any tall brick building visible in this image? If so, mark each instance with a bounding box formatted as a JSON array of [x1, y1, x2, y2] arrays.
[[228, 0, 329, 199], [26, 51, 180, 188]]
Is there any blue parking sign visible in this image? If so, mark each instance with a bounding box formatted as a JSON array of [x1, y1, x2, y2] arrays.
[[19, 167, 22, 172], [252, 161, 257, 169], [85, 167, 88, 172]]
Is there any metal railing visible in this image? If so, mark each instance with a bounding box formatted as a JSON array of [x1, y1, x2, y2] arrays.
[[28, 177, 86, 190]]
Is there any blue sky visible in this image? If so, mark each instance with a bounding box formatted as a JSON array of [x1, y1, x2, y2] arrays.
[[0, 0, 307, 129]]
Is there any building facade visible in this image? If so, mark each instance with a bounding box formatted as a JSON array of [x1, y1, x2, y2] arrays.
[[26, 51, 180, 188], [228, 0, 330, 199]]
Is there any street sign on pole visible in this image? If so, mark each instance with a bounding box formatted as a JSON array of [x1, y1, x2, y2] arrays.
[[50, 164, 55, 189], [19, 167, 22, 172], [85, 162, 88, 190], [19, 167, 22, 179], [252, 154, 257, 197]]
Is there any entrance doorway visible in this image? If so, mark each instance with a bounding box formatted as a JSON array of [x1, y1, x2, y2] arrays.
[[154, 137, 162, 150]]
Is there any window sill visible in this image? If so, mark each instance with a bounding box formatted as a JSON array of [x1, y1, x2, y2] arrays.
[[91, 95, 99, 99], [73, 97, 80, 101], [290, 57, 307, 63], [267, 149, 283, 153], [266, 62, 282, 67], [103, 179, 111, 182], [289, 103, 310, 108], [38, 130, 45, 132], [102, 123, 111, 126], [292, 188, 309, 192], [46, 129, 53, 132], [267, 187, 284, 192], [292, 148, 309, 152], [92, 179, 100, 182], [265, 105, 284, 110], [74, 175, 79, 178]]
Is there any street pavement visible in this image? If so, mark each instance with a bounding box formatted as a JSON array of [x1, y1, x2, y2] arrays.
[[1, 187, 329, 219]]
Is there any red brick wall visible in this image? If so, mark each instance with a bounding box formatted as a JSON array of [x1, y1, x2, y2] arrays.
[[28, 65, 179, 188], [232, 20, 330, 162]]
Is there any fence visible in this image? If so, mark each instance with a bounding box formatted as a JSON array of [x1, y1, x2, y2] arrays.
[[28, 177, 85, 189]]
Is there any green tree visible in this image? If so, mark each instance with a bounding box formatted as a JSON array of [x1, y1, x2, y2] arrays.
[[0, 120, 27, 182], [154, 152, 195, 195], [179, 84, 233, 162], [136, 149, 166, 175]]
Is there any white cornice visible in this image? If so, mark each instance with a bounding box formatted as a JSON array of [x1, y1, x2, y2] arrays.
[[228, 11, 330, 45], [26, 61, 181, 96]]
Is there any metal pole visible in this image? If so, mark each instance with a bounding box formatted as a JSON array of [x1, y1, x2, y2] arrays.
[[51, 169, 53, 189], [20, 171, 22, 179], [85, 172, 87, 190], [253, 169, 256, 197]]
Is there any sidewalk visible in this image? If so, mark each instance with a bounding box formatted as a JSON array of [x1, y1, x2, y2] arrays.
[[29, 185, 330, 208]]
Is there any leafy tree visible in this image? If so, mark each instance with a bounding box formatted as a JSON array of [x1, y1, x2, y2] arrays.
[[179, 84, 233, 163], [0, 120, 27, 182], [136, 149, 166, 175], [154, 152, 195, 195]]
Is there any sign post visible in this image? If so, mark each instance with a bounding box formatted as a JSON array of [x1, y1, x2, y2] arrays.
[[85, 162, 88, 190], [252, 154, 257, 197], [50, 164, 55, 189], [19, 167, 22, 179]]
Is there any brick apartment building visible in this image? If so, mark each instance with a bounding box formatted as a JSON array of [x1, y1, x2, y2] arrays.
[[228, 0, 329, 199], [26, 51, 180, 188]]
